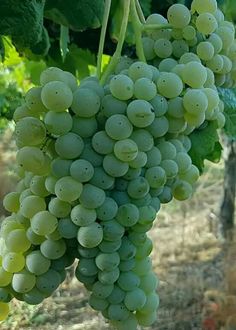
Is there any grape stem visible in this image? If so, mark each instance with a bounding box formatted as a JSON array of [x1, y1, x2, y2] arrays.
[[135, 0, 146, 24], [97, 0, 111, 80], [100, 0, 131, 85], [142, 23, 172, 31], [130, 0, 146, 63]]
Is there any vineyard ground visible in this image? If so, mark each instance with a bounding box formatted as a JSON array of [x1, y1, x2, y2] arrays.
[[0, 132, 233, 330]]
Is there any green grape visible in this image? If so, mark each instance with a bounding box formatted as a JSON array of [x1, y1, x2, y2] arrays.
[[93, 281, 114, 299], [12, 270, 36, 293], [75, 269, 97, 285], [26, 228, 45, 245], [71, 116, 98, 138], [98, 267, 120, 285], [41, 81, 73, 112], [77, 258, 98, 276], [116, 203, 139, 227], [115, 178, 128, 191], [184, 109, 205, 127], [25, 87, 47, 113], [127, 100, 155, 128], [172, 179, 193, 200], [71, 204, 96, 226], [191, 0, 217, 14], [157, 141, 177, 160], [3, 192, 20, 213], [108, 285, 125, 304], [196, 13, 218, 35], [57, 218, 77, 239], [40, 67, 75, 90], [15, 117, 46, 147], [138, 206, 156, 225], [154, 39, 172, 58], [124, 288, 146, 311], [89, 294, 109, 311], [182, 26, 196, 40], [30, 176, 49, 197], [70, 159, 94, 182], [130, 129, 154, 152], [119, 258, 135, 272], [172, 39, 189, 58], [117, 271, 140, 291], [13, 104, 38, 122], [161, 159, 178, 179], [139, 272, 159, 293], [175, 152, 192, 173], [102, 220, 125, 241], [92, 131, 115, 155], [206, 54, 224, 73], [147, 116, 169, 138], [55, 176, 83, 202], [101, 94, 127, 117], [44, 111, 72, 136], [31, 211, 58, 236], [140, 292, 160, 314], [71, 88, 100, 117], [157, 72, 183, 98], [110, 191, 130, 206], [158, 58, 178, 72], [167, 4, 190, 28], [46, 228, 61, 241], [79, 184, 105, 209], [129, 151, 147, 169], [182, 61, 207, 88], [113, 139, 138, 162], [40, 239, 66, 260], [103, 154, 129, 177], [95, 252, 120, 271], [128, 62, 153, 81], [118, 237, 136, 260], [77, 223, 103, 248], [179, 53, 200, 64], [216, 111, 225, 128], [89, 167, 115, 190], [23, 287, 46, 305], [109, 74, 134, 101], [55, 132, 84, 159], [203, 88, 219, 111], [26, 250, 51, 275], [112, 313, 138, 330], [216, 26, 234, 50], [133, 257, 152, 276], [105, 114, 133, 140], [48, 197, 71, 218], [115, 57, 134, 74], [167, 97, 184, 118], [208, 33, 222, 53], [127, 177, 149, 199], [0, 302, 9, 321], [108, 304, 130, 321], [136, 237, 153, 259], [136, 310, 157, 326], [142, 37, 156, 60], [5, 229, 31, 253], [99, 239, 122, 253], [0, 288, 11, 303], [45, 176, 57, 194], [36, 269, 61, 294], [77, 245, 99, 259], [96, 197, 118, 221], [2, 252, 25, 273], [123, 168, 142, 181], [134, 78, 156, 101], [228, 41, 236, 60], [183, 89, 208, 114], [145, 166, 166, 189], [150, 94, 168, 117], [80, 80, 104, 98], [0, 267, 13, 287], [197, 41, 215, 61], [16, 146, 45, 173]]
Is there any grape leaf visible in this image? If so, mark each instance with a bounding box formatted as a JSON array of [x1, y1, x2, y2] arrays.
[[189, 121, 222, 173], [44, 0, 105, 31], [218, 88, 236, 139], [139, 0, 152, 17], [0, 0, 45, 51]]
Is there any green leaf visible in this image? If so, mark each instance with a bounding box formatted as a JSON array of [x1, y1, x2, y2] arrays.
[[44, 0, 105, 31], [218, 88, 236, 139], [60, 25, 69, 62], [139, 0, 152, 17], [0, 0, 45, 51], [189, 121, 222, 173]]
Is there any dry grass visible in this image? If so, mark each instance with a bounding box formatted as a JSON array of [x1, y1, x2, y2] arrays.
[[0, 129, 235, 330]]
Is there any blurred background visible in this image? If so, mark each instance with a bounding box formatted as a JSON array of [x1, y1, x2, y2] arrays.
[[0, 0, 236, 329]]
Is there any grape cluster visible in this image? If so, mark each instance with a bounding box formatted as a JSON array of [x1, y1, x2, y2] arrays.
[[0, 0, 233, 328]]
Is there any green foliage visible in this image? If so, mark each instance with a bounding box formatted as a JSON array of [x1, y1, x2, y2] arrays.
[[44, 0, 105, 31], [218, 88, 236, 140], [189, 122, 222, 173]]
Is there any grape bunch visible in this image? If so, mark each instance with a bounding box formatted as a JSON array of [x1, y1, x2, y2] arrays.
[[0, 0, 234, 328]]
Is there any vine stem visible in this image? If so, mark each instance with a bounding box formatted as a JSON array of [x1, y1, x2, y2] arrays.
[[97, 0, 111, 80], [131, 0, 146, 63], [135, 0, 145, 24], [100, 0, 131, 85]]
